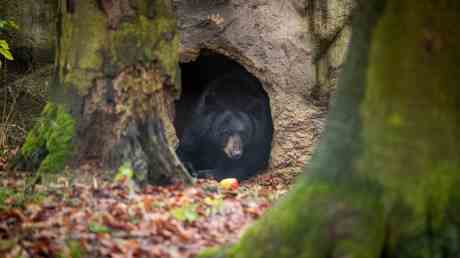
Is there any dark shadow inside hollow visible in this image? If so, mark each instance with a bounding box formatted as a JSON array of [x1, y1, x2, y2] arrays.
[[175, 52, 261, 137], [174, 51, 273, 180]]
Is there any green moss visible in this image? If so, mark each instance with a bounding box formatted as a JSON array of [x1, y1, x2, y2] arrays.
[[20, 102, 76, 174], [359, 0, 460, 256], [110, 14, 178, 78], [130, 0, 150, 15], [55, 0, 179, 98], [109, 0, 179, 85], [154, 33, 180, 84], [153, 0, 174, 18], [58, 1, 106, 95]]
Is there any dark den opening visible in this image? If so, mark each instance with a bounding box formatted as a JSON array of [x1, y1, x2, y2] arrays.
[[174, 51, 274, 181]]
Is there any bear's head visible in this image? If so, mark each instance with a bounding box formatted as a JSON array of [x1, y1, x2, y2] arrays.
[[210, 110, 254, 160]]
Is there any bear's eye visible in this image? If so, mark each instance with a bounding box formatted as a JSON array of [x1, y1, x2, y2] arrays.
[[220, 130, 231, 137]]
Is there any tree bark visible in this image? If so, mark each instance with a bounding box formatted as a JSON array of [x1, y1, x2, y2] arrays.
[[0, 0, 56, 86], [0, 0, 57, 66], [175, 0, 319, 176], [13, 0, 192, 185], [200, 0, 460, 257]]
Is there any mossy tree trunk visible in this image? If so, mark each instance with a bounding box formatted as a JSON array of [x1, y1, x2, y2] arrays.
[[201, 0, 460, 257], [14, 0, 192, 185]]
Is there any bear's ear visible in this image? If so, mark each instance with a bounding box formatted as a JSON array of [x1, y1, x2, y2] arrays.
[[204, 95, 221, 109], [245, 99, 263, 114]]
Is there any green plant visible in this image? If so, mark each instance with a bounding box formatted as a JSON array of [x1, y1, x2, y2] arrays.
[[88, 222, 111, 234], [171, 203, 199, 222], [0, 19, 18, 68]]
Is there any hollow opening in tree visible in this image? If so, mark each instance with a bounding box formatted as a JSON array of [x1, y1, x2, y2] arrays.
[[175, 51, 274, 180]]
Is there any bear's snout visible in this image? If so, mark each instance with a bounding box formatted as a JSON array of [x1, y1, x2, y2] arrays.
[[224, 134, 243, 160], [231, 149, 242, 159]]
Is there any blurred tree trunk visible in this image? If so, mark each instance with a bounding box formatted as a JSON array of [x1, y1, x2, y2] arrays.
[[201, 0, 460, 257], [13, 0, 191, 185], [0, 0, 57, 71]]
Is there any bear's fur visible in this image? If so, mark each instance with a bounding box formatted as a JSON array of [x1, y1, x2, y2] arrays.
[[176, 72, 273, 181]]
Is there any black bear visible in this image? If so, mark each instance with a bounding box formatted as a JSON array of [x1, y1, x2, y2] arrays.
[[176, 72, 273, 181]]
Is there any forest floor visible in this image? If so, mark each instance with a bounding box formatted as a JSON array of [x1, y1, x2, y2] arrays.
[[0, 164, 299, 258], [0, 66, 329, 258]]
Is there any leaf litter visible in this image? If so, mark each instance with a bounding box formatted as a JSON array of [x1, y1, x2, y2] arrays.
[[0, 169, 294, 258]]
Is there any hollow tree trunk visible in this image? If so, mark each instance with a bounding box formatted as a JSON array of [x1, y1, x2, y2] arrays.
[[175, 0, 320, 176], [200, 0, 460, 257], [13, 0, 192, 185]]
